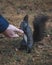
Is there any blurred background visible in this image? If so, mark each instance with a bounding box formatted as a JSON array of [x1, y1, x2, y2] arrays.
[[0, 0, 52, 65]]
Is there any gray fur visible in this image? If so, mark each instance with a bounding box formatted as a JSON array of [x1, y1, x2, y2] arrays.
[[20, 15, 33, 53]]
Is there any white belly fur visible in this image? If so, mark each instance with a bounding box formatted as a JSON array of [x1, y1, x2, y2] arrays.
[[24, 34, 27, 43]]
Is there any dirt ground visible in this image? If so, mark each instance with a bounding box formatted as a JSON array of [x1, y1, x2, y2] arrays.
[[0, 0, 52, 65]]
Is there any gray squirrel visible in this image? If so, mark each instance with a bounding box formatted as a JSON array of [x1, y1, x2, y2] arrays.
[[19, 14, 48, 53], [19, 15, 33, 53]]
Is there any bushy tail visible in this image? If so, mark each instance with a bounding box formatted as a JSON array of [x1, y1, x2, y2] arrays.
[[33, 14, 49, 42]]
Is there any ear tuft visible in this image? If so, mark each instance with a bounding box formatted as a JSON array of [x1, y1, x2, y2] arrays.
[[23, 15, 28, 21]]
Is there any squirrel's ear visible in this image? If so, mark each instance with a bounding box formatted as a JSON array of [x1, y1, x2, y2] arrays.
[[23, 15, 28, 21]]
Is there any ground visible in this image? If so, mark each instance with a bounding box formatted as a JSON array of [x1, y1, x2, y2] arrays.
[[0, 0, 52, 65]]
